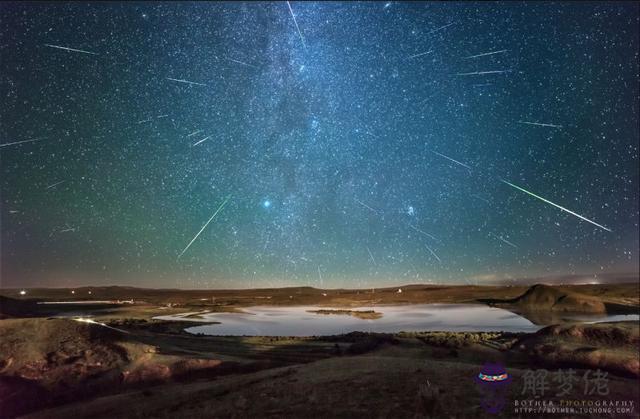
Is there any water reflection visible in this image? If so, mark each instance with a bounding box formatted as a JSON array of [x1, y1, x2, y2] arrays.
[[154, 304, 639, 337], [157, 304, 523, 336]]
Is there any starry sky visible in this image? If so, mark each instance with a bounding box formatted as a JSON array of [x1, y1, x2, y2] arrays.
[[1, 1, 638, 289]]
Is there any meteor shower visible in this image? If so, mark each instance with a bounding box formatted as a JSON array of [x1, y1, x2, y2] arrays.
[[1, 2, 638, 419]]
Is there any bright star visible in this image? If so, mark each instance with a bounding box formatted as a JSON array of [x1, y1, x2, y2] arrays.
[[262, 200, 272, 208]]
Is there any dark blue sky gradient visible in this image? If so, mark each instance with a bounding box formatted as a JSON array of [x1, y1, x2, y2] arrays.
[[1, 2, 638, 288]]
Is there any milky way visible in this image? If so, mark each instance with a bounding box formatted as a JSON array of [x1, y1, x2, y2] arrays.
[[1, 2, 638, 288]]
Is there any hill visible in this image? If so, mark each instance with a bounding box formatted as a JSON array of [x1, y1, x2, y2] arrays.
[[510, 284, 607, 313], [514, 321, 640, 377]]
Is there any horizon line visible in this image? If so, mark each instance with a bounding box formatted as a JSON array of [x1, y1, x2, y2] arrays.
[[1, 275, 637, 292]]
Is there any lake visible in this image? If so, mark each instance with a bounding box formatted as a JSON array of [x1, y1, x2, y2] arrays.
[[153, 304, 640, 336]]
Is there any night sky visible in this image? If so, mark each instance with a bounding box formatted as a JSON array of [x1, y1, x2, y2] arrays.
[[1, 1, 638, 289]]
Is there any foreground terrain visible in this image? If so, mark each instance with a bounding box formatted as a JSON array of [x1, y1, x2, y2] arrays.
[[0, 282, 638, 418]]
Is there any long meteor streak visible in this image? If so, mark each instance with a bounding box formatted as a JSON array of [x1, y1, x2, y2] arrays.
[[463, 49, 508, 59], [501, 180, 611, 232], [178, 196, 231, 258], [0, 137, 47, 148], [432, 150, 471, 170], [286, 1, 306, 50], [166, 77, 208, 87], [517, 120, 563, 129], [44, 44, 98, 55]]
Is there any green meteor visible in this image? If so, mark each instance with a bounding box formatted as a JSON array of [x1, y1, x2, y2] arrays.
[[501, 180, 611, 232]]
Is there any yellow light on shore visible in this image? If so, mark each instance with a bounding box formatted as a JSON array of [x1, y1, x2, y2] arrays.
[[19, 290, 26, 296]]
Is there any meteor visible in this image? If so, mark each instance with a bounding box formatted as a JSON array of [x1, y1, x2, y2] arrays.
[[501, 180, 611, 232], [186, 129, 203, 137], [425, 244, 441, 262], [366, 246, 377, 265], [455, 70, 511, 76], [490, 232, 518, 248], [227, 57, 258, 68], [45, 180, 65, 189], [178, 196, 231, 259], [431, 150, 471, 170], [471, 194, 491, 204], [408, 224, 439, 242], [192, 136, 211, 146], [44, 44, 98, 55], [517, 120, 563, 129], [463, 49, 508, 59], [286, 1, 306, 50], [166, 77, 207, 87], [355, 198, 380, 214], [428, 22, 455, 34], [0, 137, 47, 148], [407, 50, 433, 59]]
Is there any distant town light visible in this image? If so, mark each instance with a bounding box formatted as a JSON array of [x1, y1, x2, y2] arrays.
[[71, 290, 75, 294], [19, 290, 26, 296]]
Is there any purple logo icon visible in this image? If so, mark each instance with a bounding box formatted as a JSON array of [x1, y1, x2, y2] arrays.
[[475, 362, 512, 414]]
